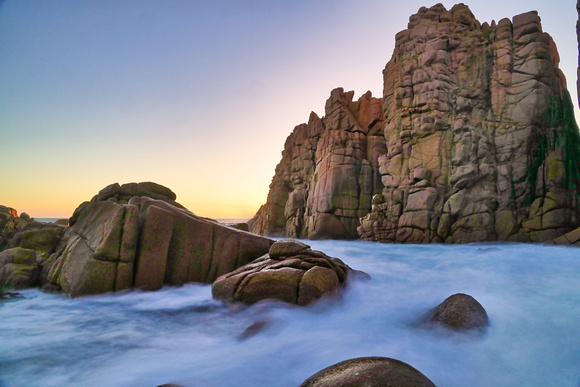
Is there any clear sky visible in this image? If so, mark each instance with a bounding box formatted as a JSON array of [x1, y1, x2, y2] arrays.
[[1, 0, 578, 219]]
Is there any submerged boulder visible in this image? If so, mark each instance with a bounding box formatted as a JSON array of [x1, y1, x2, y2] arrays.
[[300, 356, 436, 387], [212, 240, 351, 306], [42, 182, 274, 297], [425, 293, 489, 331]]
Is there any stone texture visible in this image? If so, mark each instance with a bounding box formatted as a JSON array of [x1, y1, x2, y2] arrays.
[[0, 206, 35, 249], [357, 4, 580, 243], [212, 239, 351, 306], [252, 5, 580, 244], [251, 89, 386, 239], [425, 293, 489, 331], [299, 356, 436, 387], [42, 182, 274, 296], [0, 247, 40, 289]]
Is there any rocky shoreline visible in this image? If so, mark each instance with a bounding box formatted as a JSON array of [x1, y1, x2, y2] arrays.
[[3, 2, 580, 385]]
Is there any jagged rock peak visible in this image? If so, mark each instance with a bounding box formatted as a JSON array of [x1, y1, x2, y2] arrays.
[[250, 88, 386, 239]]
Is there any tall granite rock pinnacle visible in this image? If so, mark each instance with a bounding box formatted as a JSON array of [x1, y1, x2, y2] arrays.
[[253, 3, 580, 243], [251, 89, 386, 239], [359, 4, 579, 243]]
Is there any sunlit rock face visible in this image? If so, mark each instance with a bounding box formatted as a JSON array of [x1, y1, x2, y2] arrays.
[[359, 4, 580, 243], [251, 88, 386, 239], [43, 182, 273, 297]]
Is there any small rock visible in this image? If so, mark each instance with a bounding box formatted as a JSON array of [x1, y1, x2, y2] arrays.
[[425, 293, 489, 330]]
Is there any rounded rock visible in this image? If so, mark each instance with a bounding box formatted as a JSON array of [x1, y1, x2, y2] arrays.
[[300, 356, 436, 387], [425, 293, 489, 330]]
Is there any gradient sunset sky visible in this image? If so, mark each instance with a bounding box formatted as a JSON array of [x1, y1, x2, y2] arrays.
[[1, 0, 578, 219]]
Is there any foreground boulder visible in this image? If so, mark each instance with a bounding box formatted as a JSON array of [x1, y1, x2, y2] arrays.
[[41, 182, 273, 296], [424, 293, 489, 331], [300, 356, 436, 387], [212, 240, 352, 305]]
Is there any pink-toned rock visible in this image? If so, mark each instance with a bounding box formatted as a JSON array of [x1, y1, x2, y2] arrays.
[[251, 89, 386, 239]]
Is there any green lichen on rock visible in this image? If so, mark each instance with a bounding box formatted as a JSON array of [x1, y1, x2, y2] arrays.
[[521, 90, 580, 206]]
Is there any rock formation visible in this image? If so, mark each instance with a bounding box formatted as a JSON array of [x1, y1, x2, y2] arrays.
[[358, 4, 580, 243], [212, 239, 352, 306], [0, 182, 274, 297], [253, 4, 580, 243], [300, 356, 436, 387], [251, 88, 386, 239], [424, 293, 489, 331]]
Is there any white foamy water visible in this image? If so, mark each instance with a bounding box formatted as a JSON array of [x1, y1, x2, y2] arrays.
[[1, 241, 579, 387]]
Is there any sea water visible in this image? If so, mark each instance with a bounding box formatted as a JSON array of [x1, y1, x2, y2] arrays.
[[1, 241, 579, 387]]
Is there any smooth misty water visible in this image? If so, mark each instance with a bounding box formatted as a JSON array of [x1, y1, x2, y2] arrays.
[[1, 241, 579, 387]]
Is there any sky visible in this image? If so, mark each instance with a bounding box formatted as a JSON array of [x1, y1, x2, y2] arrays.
[[1, 0, 578, 219]]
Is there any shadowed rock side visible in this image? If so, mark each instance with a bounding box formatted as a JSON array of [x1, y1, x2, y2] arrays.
[[251, 88, 386, 239], [300, 357, 436, 387], [212, 239, 352, 306], [0, 206, 64, 289], [39, 182, 273, 297], [359, 4, 580, 243]]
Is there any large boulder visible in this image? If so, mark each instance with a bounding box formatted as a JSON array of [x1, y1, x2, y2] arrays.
[[359, 5, 580, 243], [43, 182, 274, 297], [251, 89, 386, 239], [424, 293, 489, 331], [300, 357, 436, 387], [212, 240, 351, 306]]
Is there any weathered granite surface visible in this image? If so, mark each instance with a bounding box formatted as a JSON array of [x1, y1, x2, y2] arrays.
[[300, 356, 436, 387], [212, 239, 353, 306], [254, 4, 580, 243], [251, 88, 386, 239], [424, 293, 489, 331], [0, 183, 274, 297], [358, 4, 579, 243]]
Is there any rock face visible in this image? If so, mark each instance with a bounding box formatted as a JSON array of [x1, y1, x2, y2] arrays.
[[251, 88, 386, 239], [39, 182, 273, 296], [254, 4, 580, 244], [553, 226, 580, 247], [425, 293, 489, 331], [300, 357, 436, 387], [212, 239, 351, 305], [0, 205, 36, 249], [358, 4, 579, 243]]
